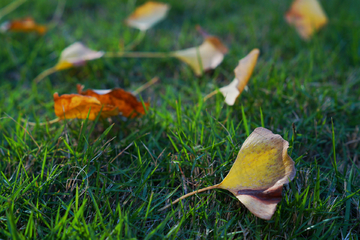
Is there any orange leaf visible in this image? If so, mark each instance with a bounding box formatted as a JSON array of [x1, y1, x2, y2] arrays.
[[173, 36, 228, 76], [126, 1, 170, 31], [0, 17, 46, 34], [77, 85, 149, 118], [160, 127, 296, 220], [55, 42, 104, 71], [219, 49, 260, 105], [285, 0, 328, 40], [53, 93, 119, 120]]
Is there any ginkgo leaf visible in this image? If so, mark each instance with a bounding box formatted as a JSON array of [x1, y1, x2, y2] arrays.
[[55, 42, 104, 70], [77, 84, 149, 118], [0, 17, 46, 34], [126, 1, 170, 31], [53, 93, 119, 120], [172, 36, 228, 76], [217, 127, 296, 220], [285, 0, 328, 40], [219, 49, 260, 105], [160, 127, 296, 220]]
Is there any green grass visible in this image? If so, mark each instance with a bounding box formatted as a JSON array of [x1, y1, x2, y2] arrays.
[[1, 0, 360, 239]]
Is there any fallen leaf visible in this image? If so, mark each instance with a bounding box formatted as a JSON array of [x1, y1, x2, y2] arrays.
[[219, 49, 260, 105], [53, 93, 119, 120], [126, 1, 170, 31], [285, 0, 328, 40], [173, 36, 228, 76], [77, 84, 149, 118], [160, 127, 296, 220], [217, 127, 296, 220], [55, 42, 104, 70], [0, 17, 46, 34]]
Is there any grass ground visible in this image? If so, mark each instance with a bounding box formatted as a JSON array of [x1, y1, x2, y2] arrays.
[[0, 0, 360, 239]]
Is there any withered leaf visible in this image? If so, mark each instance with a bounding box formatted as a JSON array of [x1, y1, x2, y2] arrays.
[[219, 49, 260, 105], [160, 127, 296, 220], [55, 42, 104, 70], [53, 93, 119, 120], [77, 84, 149, 118], [126, 1, 170, 31], [285, 0, 328, 40], [173, 36, 228, 76], [0, 17, 46, 34], [217, 127, 296, 220]]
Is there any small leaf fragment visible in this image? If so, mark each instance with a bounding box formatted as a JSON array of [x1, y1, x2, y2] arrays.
[[219, 49, 259, 105], [126, 1, 170, 31], [285, 0, 328, 40], [0, 17, 46, 34], [218, 79, 240, 106], [55, 42, 104, 70], [173, 36, 228, 76]]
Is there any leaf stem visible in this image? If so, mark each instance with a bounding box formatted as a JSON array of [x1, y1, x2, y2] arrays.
[[0, 0, 27, 21], [21, 118, 60, 126], [203, 89, 219, 102], [33, 67, 57, 84], [159, 184, 220, 211], [47, 0, 66, 30], [132, 77, 159, 96], [123, 30, 146, 51], [103, 51, 172, 58]]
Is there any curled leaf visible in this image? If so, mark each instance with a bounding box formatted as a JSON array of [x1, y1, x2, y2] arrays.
[[160, 127, 296, 220], [0, 17, 46, 34], [173, 36, 228, 76], [126, 1, 170, 31], [53, 93, 119, 120], [77, 85, 149, 118], [55, 42, 104, 70], [219, 49, 259, 105], [217, 127, 296, 220], [285, 0, 328, 40]]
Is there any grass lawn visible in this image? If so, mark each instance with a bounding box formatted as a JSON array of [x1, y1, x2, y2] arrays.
[[1, 0, 360, 238]]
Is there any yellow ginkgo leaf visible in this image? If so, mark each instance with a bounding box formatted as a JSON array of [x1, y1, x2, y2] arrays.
[[126, 1, 170, 31], [55, 42, 104, 70], [219, 49, 259, 105], [172, 36, 228, 76], [217, 127, 296, 219], [160, 127, 296, 220], [285, 0, 328, 40]]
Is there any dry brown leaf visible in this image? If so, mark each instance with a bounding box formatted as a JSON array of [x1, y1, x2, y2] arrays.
[[219, 49, 260, 105], [0, 17, 46, 34], [53, 93, 119, 120], [126, 1, 170, 31], [77, 84, 149, 118], [160, 127, 296, 220], [173, 36, 228, 76], [285, 0, 328, 40], [55, 42, 104, 70]]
